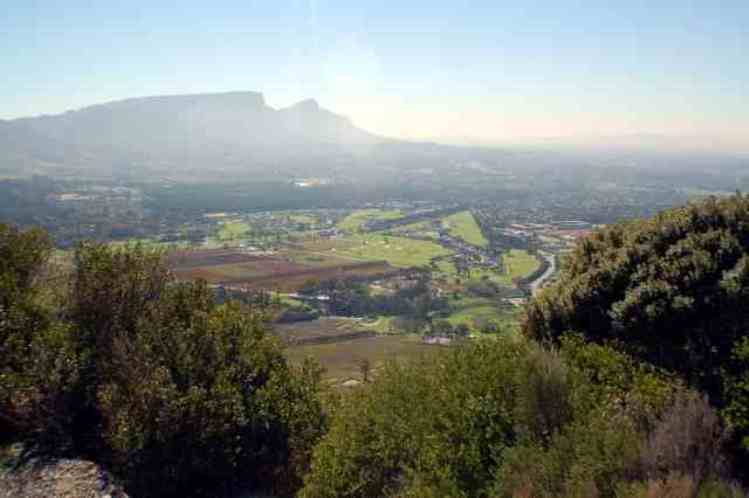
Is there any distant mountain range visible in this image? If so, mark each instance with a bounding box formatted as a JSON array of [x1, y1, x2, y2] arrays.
[[1, 91, 746, 188], [0, 92, 391, 180]]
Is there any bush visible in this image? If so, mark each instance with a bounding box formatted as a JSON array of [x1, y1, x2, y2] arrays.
[[0, 224, 72, 444], [0, 233, 325, 497], [300, 338, 527, 498], [523, 194, 749, 454], [300, 337, 686, 498]]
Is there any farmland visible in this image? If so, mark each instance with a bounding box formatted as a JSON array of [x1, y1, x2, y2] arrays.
[[442, 210, 488, 247], [168, 248, 396, 291], [284, 331, 441, 383]]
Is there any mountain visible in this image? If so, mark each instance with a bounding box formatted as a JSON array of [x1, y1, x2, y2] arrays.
[[1, 92, 385, 179]]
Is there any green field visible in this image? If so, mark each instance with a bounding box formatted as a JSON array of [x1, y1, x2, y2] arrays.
[[216, 221, 250, 241], [443, 211, 488, 247], [446, 297, 503, 326], [337, 209, 403, 232], [459, 249, 540, 286], [303, 234, 450, 268], [425, 248, 540, 290], [446, 297, 520, 331], [280, 212, 318, 225], [391, 220, 440, 239], [502, 249, 540, 281]]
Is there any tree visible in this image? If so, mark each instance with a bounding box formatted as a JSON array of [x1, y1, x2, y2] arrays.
[[523, 194, 749, 453], [0, 224, 73, 442], [68, 243, 325, 496], [1, 237, 325, 497]]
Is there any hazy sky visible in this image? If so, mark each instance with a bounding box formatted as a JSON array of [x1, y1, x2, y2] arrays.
[[3, 1, 748, 144]]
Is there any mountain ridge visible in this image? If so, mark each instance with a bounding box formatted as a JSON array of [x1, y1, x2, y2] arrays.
[[0, 91, 388, 179]]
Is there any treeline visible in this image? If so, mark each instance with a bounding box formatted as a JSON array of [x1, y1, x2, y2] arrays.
[[298, 276, 449, 321]]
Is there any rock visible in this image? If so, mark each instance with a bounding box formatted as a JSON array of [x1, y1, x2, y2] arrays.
[[0, 458, 129, 497]]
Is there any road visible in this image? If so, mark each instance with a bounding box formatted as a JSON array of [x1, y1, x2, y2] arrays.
[[530, 252, 556, 296]]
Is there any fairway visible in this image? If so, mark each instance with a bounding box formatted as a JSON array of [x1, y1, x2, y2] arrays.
[[445, 296, 521, 331], [443, 211, 488, 247], [304, 234, 450, 268], [337, 209, 404, 232], [447, 297, 504, 327], [391, 220, 440, 240], [502, 249, 540, 281], [460, 249, 541, 286]]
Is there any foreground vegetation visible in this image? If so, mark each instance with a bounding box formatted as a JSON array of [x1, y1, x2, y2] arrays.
[[301, 336, 742, 497], [0, 228, 324, 497], [525, 193, 749, 456], [3, 193, 749, 498]]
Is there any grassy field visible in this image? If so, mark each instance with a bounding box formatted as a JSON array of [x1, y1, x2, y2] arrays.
[[445, 296, 521, 330], [391, 220, 441, 240], [280, 212, 318, 225], [337, 209, 403, 232], [502, 249, 540, 281], [443, 211, 488, 247], [302, 234, 450, 268], [275, 317, 370, 343], [446, 297, 503, 326], [452, 249, 540, 286], [285, 333, 441, 383], [216, 221, 250, 241]]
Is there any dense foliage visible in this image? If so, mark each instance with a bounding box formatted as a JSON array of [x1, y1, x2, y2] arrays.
[[300, 335, 741, 497], [524, 194, 749, 453], [0, 226, 325, 497], [5, 192, 749, 498]]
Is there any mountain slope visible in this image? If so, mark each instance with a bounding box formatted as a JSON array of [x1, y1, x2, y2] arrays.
[[2, 92, 385, 179]]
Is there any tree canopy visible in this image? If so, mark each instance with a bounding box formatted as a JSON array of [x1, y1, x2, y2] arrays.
[[0, 228, 325, 497], [523, 193, 749, 453]]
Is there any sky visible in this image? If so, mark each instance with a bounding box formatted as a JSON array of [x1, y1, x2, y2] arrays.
[[2, 0, 748, 145]]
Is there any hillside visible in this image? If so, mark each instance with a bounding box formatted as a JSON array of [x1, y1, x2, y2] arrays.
[[1, 92, 385, 180]]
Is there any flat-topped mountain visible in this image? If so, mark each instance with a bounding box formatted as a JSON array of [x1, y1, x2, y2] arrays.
[[1, 92, 385, 179]]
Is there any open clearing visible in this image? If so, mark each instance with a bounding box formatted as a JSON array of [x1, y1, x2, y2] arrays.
[[446, 297, 518, 329], [168, 248, 396, 291], [285, 332, 441, 383], [302, 234, 450, 268], [275, 317, 373, 345], [391, 220, 441, 240], [337, 209, 404, 232], [502, 249, 540, 281], [442, 211, 488, 247]]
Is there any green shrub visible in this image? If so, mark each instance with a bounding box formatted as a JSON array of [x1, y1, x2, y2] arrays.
[[523, 194, 749, 456], [300, 338, 527, 498], [1, 232, 325, 497]]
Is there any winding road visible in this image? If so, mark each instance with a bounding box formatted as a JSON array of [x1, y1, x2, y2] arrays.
[[530, 252, 556, 296]]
